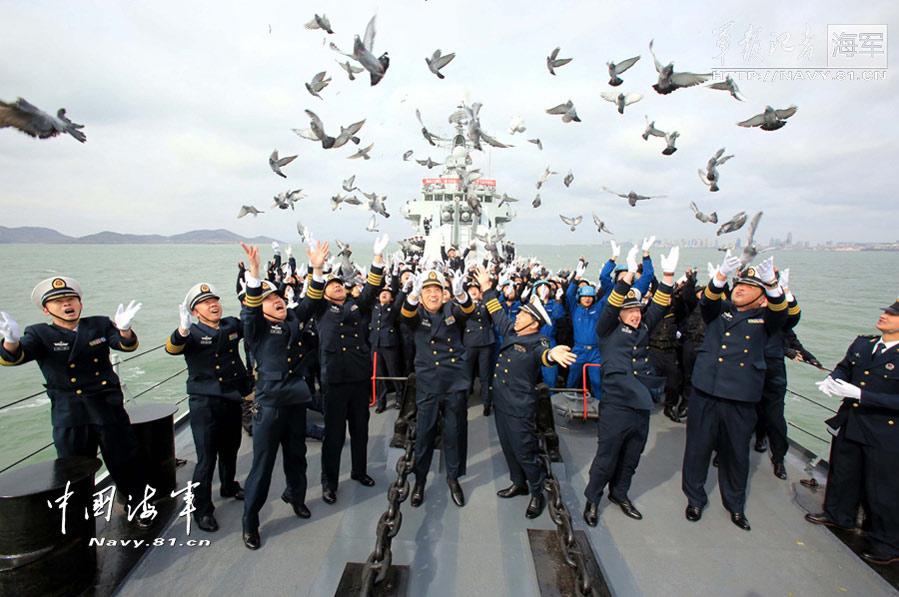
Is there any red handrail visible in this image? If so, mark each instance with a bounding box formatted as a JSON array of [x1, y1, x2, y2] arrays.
[[582, 363, 601, 419], [370, 350, 378, 407]]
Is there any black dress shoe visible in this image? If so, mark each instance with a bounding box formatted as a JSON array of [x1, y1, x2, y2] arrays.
[[583, 501, 599, 527], [676, 404, 688, 420], [754, 437, 768, 453], [195, 514, 219, 532], [221, 484, 245, 500], [322, 488, 337, 505], [663, 405, 680, 423], [375, 404, 386, 413], [685, 506, 702, 522], [447, 478, 465, 507], [608, 495, 643, 520], [772, 461, 787, 480], [394, 400, 402, 410], [410, 482, 425, 507], [861, 548, 899, 565], [804, 511, 852, 530], [496, 484, 528, 498], [281, 492, 312, 518], [730, 512, 751, 531], [525, 493, 545, 519], [243, 527, 260, 550], [483, 404, 492, 416], [351, 474, 376, 487]]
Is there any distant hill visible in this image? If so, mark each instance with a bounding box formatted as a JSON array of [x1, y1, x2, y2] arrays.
[[0, 226, 277, 245]]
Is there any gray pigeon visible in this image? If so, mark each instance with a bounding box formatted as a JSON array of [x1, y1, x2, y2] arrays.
[[364, 192, 389, 218], [365, 214, 379, 232], [332, 15, 389, 86], [415, 108, 448, 146], [690, 201, 718, 224], [342, 175, 358, 192], [706, 75, 746, 101], [532, 194, 542, 208], [592, 213, 612, 234], [602, 186, 666, 207], [237, 205, 264, 218], [649, 39, 712, 94], [461, 101, 513, 151], [536, 166, 558, 189], [305, 71, 331, 99], [738, 212, 773, 268], [607, 55, 641, 86], [336, 59, 364, 80], [269, 149, 297, 178], [343, 195, 362, 206], [564, 171, 574, 187], [527, 138, 543, 150], [0, 97, 86, 142], [296, 221, 309, 241], [600, 91, 642, 114], [546, 100, 581, 123], [347, 142, 374, 160], [661, 131, 679, 155], [426, 49, 456, 79], [699, 147, 734, 192], [716, 211, 748, 236], [737, 105, 798, 131], [293, 110, 365, 149], [546, 47, 573, 75], [559, 214, 582, 231], [333, 120, 365, 148], [642, 116, 666, 141], [497, 193, 518, 207], [403, 150, 413, 161], [329, 194, 345, 211], [416, 157, 440, 169], [305, 14, 333, 34], [273, 189, 304, 210]]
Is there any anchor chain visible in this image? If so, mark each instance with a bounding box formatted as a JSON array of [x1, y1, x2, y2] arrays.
[[538, 435, 601, 597], [359, 420, 416, 596]]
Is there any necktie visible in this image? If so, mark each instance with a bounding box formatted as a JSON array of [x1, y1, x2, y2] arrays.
[[873, 342, 884, 358]]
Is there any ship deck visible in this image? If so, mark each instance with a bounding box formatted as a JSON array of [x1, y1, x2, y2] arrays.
[[114, 396, 897, 596]]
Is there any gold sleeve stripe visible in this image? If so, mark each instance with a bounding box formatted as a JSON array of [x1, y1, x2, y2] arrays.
[[305, 273, 312, 286], [541, 350, 552, 368], [767, 299, 788, 312], [367, 272, 383, 286], [119, 337, 139, 352], [704, 286, 723, 300], [486, 298, 502, 314], [165, 338, 186, 354], [607, 291, 625, 308], [245, 295, 264, 308], [459, 301, 474, 314], [401, 305, 418, 318], [653, 291, 671, 307], [788, 305, 801, 316], [307, 287, 323, 300], [0, 351, 25, 366]]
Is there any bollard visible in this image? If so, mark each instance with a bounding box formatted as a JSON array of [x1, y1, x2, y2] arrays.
[[126, 403, 178, 500], [0, 456, 102, 597]]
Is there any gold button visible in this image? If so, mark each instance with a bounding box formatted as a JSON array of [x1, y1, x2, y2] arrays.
[[725, 332, 731, 337], [101, 380, 107, 386], [435, 361, 439, 366], [287, 357, 291, 362], [341, 334, 345, 339], [343, 347, 347, 351], [218, 377, 223, 381], [718, 358, 723, 362], [354, 333, 358, 338], [298, 342, 302, 346], [447, 338, 451, 342], [632, 358, 636, 362], [860, 381, 866, 386], [76, 390, 82, 395], [289, 369, 293, 374], [230, 349, 234, 353], [70, 364, 75, 368], [633, 346, 637, 350], [94, 358, 99, 363], [215, 353, 219, 357], [745, 336, 750, 340], [451, 358, 456, 363], [70, 377, 76, 382], [853, 403, 858, 407], [634, 371, 638, 375], [95, 372, 99, 376], [216, 365, 220, 369], [744, 349, 749, 353], [430, 340, 435, 344], [232, 360, 236, 364], [889, 420, 894, 425], [721, 345, 727, 349], [864, 371, 869, 375], [504, 369, 508, 373], [433, 350, 437, 355], [740, 363, 744, 367]]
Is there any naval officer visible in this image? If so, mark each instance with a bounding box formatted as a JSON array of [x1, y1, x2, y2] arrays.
[[370, 283, 406, 413], [475, 266, 575, 518], [0, 278, 150, 527], [462, 279, 496, 416], [238, 240, 328, 550], [401, 269, 475, 507], [166, 282, 253, 532], [806, 296, 899, 565]]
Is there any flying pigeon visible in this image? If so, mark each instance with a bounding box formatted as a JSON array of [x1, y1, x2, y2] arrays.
[[364, 192, 389, 218], [706, 75, 746, 101], [661, 131, 679, 155], [0, 97, 86, 142], [592, 213, 613, 234], [293, 110, 365, 149], [536, 166, 558, 189], [336, 60, 364, 80], [343, 175, 358, 192], [527, 138, 543, 150], [649, 39, 712, 94], [461, 101, 513, 151], [564, 171, 574, 187], [642, 116, 666, 140], [737, 105, 798, 131], [546, 100, 581, 123], [716, 211, 748, 236], [343, 195, 362, 206], [415, 108, 448, 146], [607, 55, 641, 86], [305, 14, 333, 34], [403, 150, 413, 161], [347, 142, 374, 160], [416, 157, 440, 169], [305, 71, 331, 99], [690, 201, 718, 224], [273, 189, 304, 210], [546, 47, 573, 75], [331, 15, 389, 86], [532, 194, 541, 208], [699, 147, 734, 192], [559, 214, 582, 231], [330, 194, 345, 211], [509, 116, 526, 135], [426, 49, 456, 79], [601, 91, 643, 114], [602, 186, 666, 207], [497, 193, 518, 207], [237, 205, 264, 218], [269, 149, 297, 178], [365, 214, 379, 232]]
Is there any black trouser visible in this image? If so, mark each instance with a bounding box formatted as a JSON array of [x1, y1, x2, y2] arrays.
[[824, 431, 899, 556], [188, 395, 243, 517], [321, 380, 370, 490], [465, 345, 494, 408], [682, 389, 757, 513], [755, 359, 788, 463], [413, 388, 468, 481], [680, 341, 700, 407], [649, 347, 681, 408], [374, 346, 403, 408], [494, 407, 543, 495], [243, 403, 307, 531], [54, 421, 147, 505], [585, 403, 650, 503]]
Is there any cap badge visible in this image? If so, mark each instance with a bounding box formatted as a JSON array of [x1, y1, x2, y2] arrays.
[[429, 272, 437, 280], [200, 284, 210, 292], [52, 278, 66, 289], [747, 268, 755, 277], [887, 363, 895, 370]]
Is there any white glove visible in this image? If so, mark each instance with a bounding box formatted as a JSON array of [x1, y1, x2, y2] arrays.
[[779, 268, 790, 289], [373, 233, 390, 257], [832, 379, 862, 401], [574, 261, 586, 279], [114, 300, 142, 331], [537, 285, 550, 301], [555, 288, 564, 300], [272, 241, 281, 255], [815, 377, 840, 397], [707, 262, 718, 281], [754, 256, 776, 285], [660, 246, 679, 274], [411, 273, 423, 297], [0, 312, 21, 344], [626, 245, 639, 273], [285, 286, 297, 309], [718, 253, 741, 278], [610, 240, 620, 259], [642, 235, 656, 253], [303, 226, 315, 248], [285, 244, 293, 259], [530, 264, 541, 278], [452, 273, 466, 298], [178, 303, 192, 333], [520, 286, 531, 301], [402, 275, 414, 294]]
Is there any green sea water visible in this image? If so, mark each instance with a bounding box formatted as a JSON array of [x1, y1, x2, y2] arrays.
[[1, 244, 895, 471]]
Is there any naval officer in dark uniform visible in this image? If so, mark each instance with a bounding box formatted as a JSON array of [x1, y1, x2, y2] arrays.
[[0, 278, 150, 526], [806, 296, 899, 565], [370, 284, 406, 412], [462, 279, 496, 416], [475, 267, 576, 518], [583, 246, 678, 525], [401, 269, 475, 507], [166, 282, 253, 532], [681, 255, 787, 531], [311, 234, 388, 505], [238, 240, 328, 550]]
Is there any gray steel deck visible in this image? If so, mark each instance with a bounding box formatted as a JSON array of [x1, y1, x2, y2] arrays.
[[115, 399, 897, 596]]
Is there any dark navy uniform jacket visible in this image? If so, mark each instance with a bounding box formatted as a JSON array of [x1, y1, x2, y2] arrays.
[[597, 281, 672, 411], [826, 335, 899, 451], [313, 265, 384, 385], [0, 316, 138, 426], [368, 289, 405, 349], [165, 317, 252, 400], [764, 298, 801, 360], [241, 277, 324, 406], [483, 290, 551, 418], [401, 293, 474, 394], [463, 301, 495, 348], [692, 283, 787, 403]]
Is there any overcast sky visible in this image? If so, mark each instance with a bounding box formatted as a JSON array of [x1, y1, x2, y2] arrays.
[[1, 1, 897, 246]]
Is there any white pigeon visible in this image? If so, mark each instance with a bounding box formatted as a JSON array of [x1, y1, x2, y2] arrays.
[[600, 91, 643, 115], [425, 49, 456, 79], [508, 116, 526, 135], [269, 149, 297, 178]]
